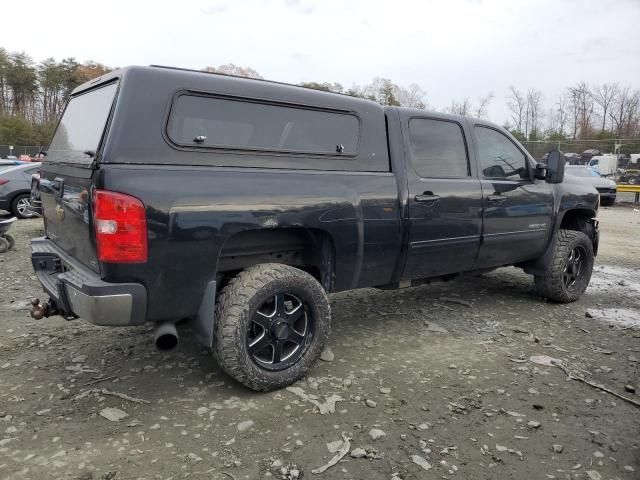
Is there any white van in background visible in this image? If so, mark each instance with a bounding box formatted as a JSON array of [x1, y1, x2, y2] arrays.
[[589, 154, 618, 177]]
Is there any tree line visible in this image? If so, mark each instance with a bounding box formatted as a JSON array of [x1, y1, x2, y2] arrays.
[[505, 83, 640, 143], [1, 50, 638, 149]]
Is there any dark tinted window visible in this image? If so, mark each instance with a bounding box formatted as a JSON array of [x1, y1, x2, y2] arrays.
[[409, 119, 469, 177], [474, 127, 528, 180], [168, 95, 359, 155], [48, 82, 118, 165]]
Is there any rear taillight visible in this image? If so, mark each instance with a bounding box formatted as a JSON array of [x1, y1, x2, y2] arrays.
[[93, 189, 147, 263], [0, 178, 9, 186]]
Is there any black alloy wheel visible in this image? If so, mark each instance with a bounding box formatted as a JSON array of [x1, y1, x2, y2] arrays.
[[563, 245, 586, 290], [247, 292, 313, 371]]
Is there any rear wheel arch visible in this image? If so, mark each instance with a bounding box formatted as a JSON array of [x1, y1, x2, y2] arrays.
[[216, 227, 336, 292]]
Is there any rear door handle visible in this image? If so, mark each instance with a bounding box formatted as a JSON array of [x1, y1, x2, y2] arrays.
[[415, 193, 440, 203], [487, 194, 506, 203]]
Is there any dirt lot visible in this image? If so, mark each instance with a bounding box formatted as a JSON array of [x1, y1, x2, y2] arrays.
[[1, 205, 639, 480]]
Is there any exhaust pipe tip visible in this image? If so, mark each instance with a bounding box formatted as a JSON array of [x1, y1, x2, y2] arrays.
[[154, 322, 178, 350]]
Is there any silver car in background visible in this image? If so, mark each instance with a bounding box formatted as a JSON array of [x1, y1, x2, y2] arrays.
[[565, 165, 617, 206], [0, 163, 42, 218]]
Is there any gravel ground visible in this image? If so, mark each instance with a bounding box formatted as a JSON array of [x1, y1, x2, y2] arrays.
[[0, 204, 639, 480]]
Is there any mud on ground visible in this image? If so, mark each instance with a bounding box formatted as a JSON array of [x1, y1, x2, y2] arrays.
[[0, 205, 639, 480]]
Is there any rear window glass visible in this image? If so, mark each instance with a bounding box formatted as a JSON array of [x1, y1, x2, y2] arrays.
[[47, 82, 118, 165], [167, 95, 359, 155], [409, 118, 469, 177]]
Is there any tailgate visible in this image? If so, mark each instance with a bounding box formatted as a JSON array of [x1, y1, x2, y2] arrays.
[[40, 81, 118, 273]]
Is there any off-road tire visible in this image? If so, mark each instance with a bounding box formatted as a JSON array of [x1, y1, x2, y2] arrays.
[[534, 229, 594, 303], [213, 263, 331, 391]]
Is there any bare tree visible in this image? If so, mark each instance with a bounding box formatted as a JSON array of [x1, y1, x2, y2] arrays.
[[592, 83, 619, 132], [568, 82, 594, 139], [395, 83, 427, 109], [474, 92, 494, 119], [507, 86, 526, 134], [555, 95, 568, 136], [203, 63, 263, 79], [526, 89, 543, 139], [609, 86, 640, 137], [446, 98, 472, 116]]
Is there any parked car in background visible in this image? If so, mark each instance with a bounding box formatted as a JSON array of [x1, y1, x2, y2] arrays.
[[619, 154, 640, 185], [566, 165, 617, 206], [0, 163, 41, 218], [581, 149, 601, 164], [589, 154, 617, 177], [0, 160, 26, 170], [564, 153, 582, 165]]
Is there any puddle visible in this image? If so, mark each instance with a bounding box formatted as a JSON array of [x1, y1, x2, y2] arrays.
[[587, 265, 640, 294], [586, 308, 640, 328]]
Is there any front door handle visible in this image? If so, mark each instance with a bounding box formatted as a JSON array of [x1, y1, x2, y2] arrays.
[[415, 193, 440, 204], [487, 194, 506, 203]]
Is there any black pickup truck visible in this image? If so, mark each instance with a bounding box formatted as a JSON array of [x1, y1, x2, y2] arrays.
[[30, 66, 599, 391]]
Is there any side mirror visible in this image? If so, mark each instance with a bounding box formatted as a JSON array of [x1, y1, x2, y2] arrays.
[[533, 163, 547, 180], [546, 151, 565, 184]]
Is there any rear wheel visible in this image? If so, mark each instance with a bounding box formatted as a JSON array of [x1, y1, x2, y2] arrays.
[[534, 229, 594, 303], [628, 175, 639, 185], [11, 194, 35, 219], [213, 263, 331, 391], [600, 197, 615, 206]]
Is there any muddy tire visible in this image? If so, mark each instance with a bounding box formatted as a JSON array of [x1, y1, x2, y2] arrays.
[[534, 229, 594, 303], [213, 263, 331, 391]]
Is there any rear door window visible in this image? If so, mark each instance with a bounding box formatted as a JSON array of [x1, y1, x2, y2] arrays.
[[47, 82, 118, 165], [167, 95, 360, 156], [409, 118, 469, 177]]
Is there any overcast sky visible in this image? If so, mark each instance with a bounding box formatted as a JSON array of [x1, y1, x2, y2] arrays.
[[3, 0, 639, 123]]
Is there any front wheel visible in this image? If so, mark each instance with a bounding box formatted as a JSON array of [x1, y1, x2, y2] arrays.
[[213, 263, 331, 391], [534, 229, 594, 303], [628, 175, 639, 185], [11, 194, 35, 219]]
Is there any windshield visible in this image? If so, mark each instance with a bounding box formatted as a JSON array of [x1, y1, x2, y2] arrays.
[[46, 82, 118, 165], [568, 168, 600, 178]]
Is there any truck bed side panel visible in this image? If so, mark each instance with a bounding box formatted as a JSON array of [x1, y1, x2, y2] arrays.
[[98, 165, 401, 322]]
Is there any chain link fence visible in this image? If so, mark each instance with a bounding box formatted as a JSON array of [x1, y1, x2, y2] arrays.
[[0, 145, 45, 158], [520, 139, 640, 166]]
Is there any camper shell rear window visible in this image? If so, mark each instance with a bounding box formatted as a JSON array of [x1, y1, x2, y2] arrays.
[[46, 82, 118, 166]]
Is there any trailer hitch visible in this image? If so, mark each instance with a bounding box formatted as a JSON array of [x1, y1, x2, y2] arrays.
[[30, 298, 58, 320]]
